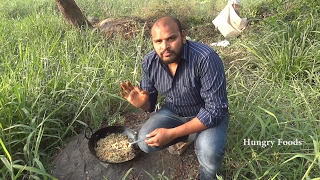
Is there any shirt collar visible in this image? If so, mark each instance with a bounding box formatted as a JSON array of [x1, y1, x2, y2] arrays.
[[181, 40, 190, 62]]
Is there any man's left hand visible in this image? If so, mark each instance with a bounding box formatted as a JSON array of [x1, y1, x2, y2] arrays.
[[145, 128, 176, 147]]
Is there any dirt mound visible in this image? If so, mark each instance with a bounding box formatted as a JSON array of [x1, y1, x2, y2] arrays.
[[87, 17, 148, 40], [87, 15, 221, 44]]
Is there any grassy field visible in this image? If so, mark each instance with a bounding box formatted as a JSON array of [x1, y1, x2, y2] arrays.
[[0, 0, 319, 179]]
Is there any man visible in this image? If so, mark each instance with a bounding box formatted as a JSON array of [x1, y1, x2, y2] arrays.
[[120, 16, 229, 180]]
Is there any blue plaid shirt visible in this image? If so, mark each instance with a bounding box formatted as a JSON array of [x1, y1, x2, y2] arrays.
[[140, 40, 228, 128]]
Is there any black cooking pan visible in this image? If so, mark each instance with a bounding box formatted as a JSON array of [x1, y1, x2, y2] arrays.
[[84, 126, 141, 163]]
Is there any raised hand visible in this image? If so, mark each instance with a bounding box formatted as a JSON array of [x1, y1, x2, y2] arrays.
[[120, 81, 150, 110]]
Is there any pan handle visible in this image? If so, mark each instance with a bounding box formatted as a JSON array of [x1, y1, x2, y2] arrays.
[[84, 127, 93, 139]]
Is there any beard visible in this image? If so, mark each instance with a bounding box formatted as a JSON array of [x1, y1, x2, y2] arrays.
[[159, 54, 180, 64], [159, 46, 183, 65]]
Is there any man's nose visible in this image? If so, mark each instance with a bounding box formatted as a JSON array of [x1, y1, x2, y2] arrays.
[[161, 41, 169, 51]]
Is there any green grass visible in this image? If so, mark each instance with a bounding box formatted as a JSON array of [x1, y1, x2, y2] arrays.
[[0, 0, 320, 179]]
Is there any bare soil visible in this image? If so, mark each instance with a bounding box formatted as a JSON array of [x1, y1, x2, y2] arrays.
[[51, 111, 200, 180]]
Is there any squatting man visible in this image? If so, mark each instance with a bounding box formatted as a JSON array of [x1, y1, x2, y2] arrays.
[[120, 16, 229, 180]]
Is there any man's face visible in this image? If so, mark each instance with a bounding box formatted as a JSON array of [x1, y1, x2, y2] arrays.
[[151, 22, 186, 64]]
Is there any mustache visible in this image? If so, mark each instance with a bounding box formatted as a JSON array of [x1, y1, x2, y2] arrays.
[[160, 49, 174, 55]]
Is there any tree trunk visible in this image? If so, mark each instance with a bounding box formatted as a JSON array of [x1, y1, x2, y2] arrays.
[[55, 0, 92, 28]]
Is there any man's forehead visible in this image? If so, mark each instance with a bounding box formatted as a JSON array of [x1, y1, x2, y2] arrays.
[[152, 22, 179, 36], [152, 27, 179, 39]]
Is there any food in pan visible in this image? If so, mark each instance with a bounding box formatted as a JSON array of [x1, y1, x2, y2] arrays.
[[95, 133, 136, 163]]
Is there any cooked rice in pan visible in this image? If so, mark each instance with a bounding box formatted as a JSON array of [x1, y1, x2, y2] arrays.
[[95, 133, 135, 163]]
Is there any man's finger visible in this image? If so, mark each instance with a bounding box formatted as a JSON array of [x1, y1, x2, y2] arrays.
[[133, 86, 142, 93], [145, 137, 156, 145], [120, 81, 131, 93], [120, 92, 128, 99], [134, 86, 149, 95], [126, 81, 134, 90], [146, 130, 157, 138], [147, 143, 159, 147]]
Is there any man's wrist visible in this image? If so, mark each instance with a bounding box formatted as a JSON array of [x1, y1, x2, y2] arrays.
[[139, 101, 151, 112]]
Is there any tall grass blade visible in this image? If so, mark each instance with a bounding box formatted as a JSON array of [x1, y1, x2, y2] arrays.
[[121, 168, 134, 180], [0, 138, 12, 162], [0, 156, 13, 177], [11, 164, 58, 180]]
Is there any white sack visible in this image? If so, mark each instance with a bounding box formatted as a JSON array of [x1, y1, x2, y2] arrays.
[[212, 2, 247, 38]]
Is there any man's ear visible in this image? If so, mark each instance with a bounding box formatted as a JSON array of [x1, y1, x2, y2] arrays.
[[181, 30, 187, 43]]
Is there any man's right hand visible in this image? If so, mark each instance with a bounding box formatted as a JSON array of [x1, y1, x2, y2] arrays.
[[120, 81, 150, 111]]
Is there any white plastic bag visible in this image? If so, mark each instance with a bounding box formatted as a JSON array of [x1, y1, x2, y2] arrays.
[[212, 2, 247, 37]]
